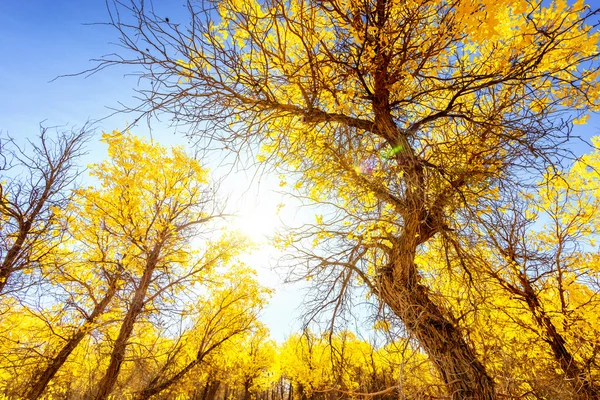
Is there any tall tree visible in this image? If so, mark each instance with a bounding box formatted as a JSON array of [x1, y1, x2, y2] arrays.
[[0, 126, 88, 296], [97, 0, 600, 397], [23, 208, 126, 399], [135, 266, 271, 400], [54, 131, 241, 400], [469, 149, 600, 397]]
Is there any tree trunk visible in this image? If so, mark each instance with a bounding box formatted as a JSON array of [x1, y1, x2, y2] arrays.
[[207, 381, 221, 400], [25, 279, 118, 399], [519, 276, 600, 399], [243, 379, 252, 400], [379, 235, 495, 399], [0, 219, 32, 294], [94, 251, 158, 400], [201, 381, 211, 400], [135, 332, 239, 399], [367, 9, 496, 389]]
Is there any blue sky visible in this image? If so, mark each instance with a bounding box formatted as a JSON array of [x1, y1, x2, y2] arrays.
[[1, 1, 131, 136]]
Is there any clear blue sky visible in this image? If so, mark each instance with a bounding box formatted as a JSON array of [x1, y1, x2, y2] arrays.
[[0, 1, 132, 137]]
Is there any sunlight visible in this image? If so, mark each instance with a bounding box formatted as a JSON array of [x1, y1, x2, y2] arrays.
[[232, 205, 282, 241]]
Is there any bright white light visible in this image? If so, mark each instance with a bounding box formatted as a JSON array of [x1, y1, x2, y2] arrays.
[[233, 204, 282, 241]]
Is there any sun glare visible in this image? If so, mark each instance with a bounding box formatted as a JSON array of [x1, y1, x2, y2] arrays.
[[233, 205, 282, 241]]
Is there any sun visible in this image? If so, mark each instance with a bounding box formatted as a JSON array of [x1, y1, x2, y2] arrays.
[[232, 204, 282, 241]]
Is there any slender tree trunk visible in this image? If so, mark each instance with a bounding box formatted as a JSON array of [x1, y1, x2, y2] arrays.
[[223, 384, 230, 400], [519, 276, 600, 399], [25, 279, 118, 399], [279, 379, 284, 400], [136, 332, 245, 400], [0, 219, 32, 294], [243, 379, 252, 400], [207, 381, 221, 400], [94, 250, 158, 400], [136, 357, 200, 399]]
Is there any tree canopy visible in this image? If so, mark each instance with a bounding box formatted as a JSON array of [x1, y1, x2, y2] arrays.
[[1, 0, 600, 398], [90, 0, 600, 398]]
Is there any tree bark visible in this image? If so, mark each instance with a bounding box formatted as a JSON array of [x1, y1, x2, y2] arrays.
[[201, 381, 211, 400], [207, 381, 221, 400], [0, 219, 33, 294], [377, 207, 495, 399], [380, 266, 495, 399], [365, 0, 496, 393], [136, 357, 201, 400], [243, 379, 252, 400]]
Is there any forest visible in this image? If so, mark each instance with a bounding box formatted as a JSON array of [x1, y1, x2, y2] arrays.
[[2, 0, 600, 399]]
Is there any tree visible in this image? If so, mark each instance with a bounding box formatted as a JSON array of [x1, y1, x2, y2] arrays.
[[468, 147, 600, 397], [222, 325, 278, 400], [402, 140, 600, 397], [34, 131, 242, 400], [0, 126, 88, 296], [96, 0, 600, 397], [134, 266, 271, 400], [85, 132, 246, 400], [0, 131, 273, 400], [22, 188, 127, 399]]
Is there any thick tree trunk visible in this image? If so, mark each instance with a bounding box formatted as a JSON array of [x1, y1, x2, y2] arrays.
[[243, 379, 252, 400], [367, 2, 496, 387], [25, 280, 118, 399], [207, 381, 221, 400], [378, 216, 495, 400], [380, 266, 495, 399], [201, 381, 211, 400], [94, 251, 158, 400], [374, 168, 496, 397]]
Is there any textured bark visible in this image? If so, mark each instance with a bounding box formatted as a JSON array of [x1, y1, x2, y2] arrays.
[[370, 123, 496, 398], [365, 0, 496, 393], [380, 267, 495, 399], [374, 154, 495, 399], [25, 279, 118, 399]]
